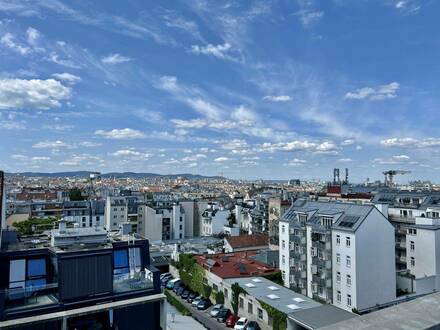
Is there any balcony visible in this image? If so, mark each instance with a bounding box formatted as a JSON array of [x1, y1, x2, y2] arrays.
[[113, 268, 155, 294], [3, 283, 59, 314]]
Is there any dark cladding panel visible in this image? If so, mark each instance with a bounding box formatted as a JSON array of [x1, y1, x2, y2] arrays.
[[58, 252, 112, 301], [114, 301, 161, 330]]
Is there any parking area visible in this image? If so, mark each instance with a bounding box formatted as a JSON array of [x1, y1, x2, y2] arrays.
[[166, 289, 229, 330]]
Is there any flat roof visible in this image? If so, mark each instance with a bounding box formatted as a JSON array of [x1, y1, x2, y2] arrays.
[[224, 277, 320, 315], [319, 292, 440, 330], [289, 304, 356, 329]]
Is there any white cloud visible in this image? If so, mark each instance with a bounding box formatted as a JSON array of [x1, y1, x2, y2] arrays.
[[0, 78, 71, 110], [295, 10, 324, 28], [286, 158, 307, 166], [190, 43, 232, 59], [1, 32, 30, 55], [101, 53, 132, 64], [181, 154, 207, 162], [26, 27, 40, 46], [392, 154, 410, 161], [171, 118, 207, 129], [262, 95, 292, 102], [345, 82, 400, 101], [59, 154, 104, 166], [341, 139, 355, 146], [110, 149, 151, 159], [51, 72, 81, 84], [32, 140, 74, 149], [231, 106, 257, 124], [214, 157, 229, 162], [338, 158, 353, 162], [381, 137, 440, 148], [95, 128, 145, 139]]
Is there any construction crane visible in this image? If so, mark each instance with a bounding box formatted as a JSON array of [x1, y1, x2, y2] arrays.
[[383, 170, 411, 187]]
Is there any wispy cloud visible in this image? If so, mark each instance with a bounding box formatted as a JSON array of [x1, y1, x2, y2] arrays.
[[345, 82, 400, 101], [262, 95, 292, 102], [95, 128, 146, 140], [101, 53, 132, 65]]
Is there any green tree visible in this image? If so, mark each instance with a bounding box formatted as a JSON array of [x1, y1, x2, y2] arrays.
[[203, 284, 212, 299], [69, 188, 84, 201], [215, 291, 225, 304], [258, 300, 287, 330], [175, 253, 205, 295], [231, 283, 247, 316]]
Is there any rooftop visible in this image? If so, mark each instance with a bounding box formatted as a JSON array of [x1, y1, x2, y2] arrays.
[[224, 233, 268, 249], [319, 292, 440, 330], [194, 251, 278, 279]]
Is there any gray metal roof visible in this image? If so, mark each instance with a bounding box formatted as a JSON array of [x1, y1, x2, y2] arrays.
[[280, 200, 376, 232], [289, 304, 356, 329], [224, 277, 321, 315], [319, 292, 440, 330]]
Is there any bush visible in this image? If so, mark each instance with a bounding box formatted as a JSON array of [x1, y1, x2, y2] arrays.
[[165, 290, 191, 316], [215, 291, 225, 304]]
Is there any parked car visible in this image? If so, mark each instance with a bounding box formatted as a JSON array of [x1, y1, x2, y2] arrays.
[[192, 296, 203, 307], [210, 304, 224, 317], [176, 285, 186, 296], [234, 317, 248, 330], [181, 290, 190, 299], [244, 321, 261, 330], [187, 292, 197, 303], [197, 298, 212, 310], [160, 272, 171, 280], [226, 314, 239, 328], [166, 279, 180, 290], [216, 308, 232, 323]]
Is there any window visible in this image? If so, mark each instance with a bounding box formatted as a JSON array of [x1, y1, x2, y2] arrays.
[[347, 294, 352, 307], [282, 240, 285, 249], [9, 258, 47, 291], [224, 288, 229, 299], [347, 274, 351, 286], [113, 247, 141, 275], [258, 308, 263, 320], [282, 255, 285, 265], [239, 297, 244, 309], [179, 225, 183, 230], [408, 228, 417, 235], [410, 257, 415, 267], [336, 272, 341, 283], [410, 241, 415, 251], [248, 302, 253, 314], [336, 253, 341, 264], [346, 256, 351, 267], [282, 225, 285, 233], [337, 291, 341, 303], [346, 237, 351, 247], [336, 235, 340, 245], [114, 208, 117, 211], [213, 284, 218, 291]]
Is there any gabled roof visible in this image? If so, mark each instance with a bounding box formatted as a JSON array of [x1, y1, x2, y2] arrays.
[[225, 234, 268, 249]]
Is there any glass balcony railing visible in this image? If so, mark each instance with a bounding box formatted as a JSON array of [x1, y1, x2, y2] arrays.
[[113, 270, 155, 293], [3, 283, 59, 312]]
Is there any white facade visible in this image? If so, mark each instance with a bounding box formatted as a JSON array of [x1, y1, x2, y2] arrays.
[[280, 200, 396, 313], [201, 204, 229, 236], [137, 203, 186, 242], [104, 196, 128, 231]]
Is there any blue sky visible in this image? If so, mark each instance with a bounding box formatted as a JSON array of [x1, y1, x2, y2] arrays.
[[0, 0, 439, 182]]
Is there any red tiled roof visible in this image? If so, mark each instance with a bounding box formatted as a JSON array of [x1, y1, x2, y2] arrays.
[[194, 251, 278, 279], [225, 234, 268, 249]]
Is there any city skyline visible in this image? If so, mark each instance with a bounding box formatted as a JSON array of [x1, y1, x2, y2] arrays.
[[1, 0, 440, 181]]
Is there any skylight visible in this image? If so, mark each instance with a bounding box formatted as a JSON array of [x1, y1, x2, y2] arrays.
[[245, 283, 256, 288], [268, 286, 279, 291], [252, 278, 262, 282], [267, 294, 280, 300], [293, 297, 305, 303], [287, 304, 301, 310]]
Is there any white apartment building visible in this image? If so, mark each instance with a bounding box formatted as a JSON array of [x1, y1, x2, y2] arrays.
[[279, 199, 396, 313], [104, 196, 128, 231], [63, 200, 105, 228], [200, 203, 229, 236], [137, 203, 185, 242], [398, 207, 440, 295]]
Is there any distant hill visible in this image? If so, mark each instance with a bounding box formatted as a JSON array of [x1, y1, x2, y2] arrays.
[[5, 171, 224, 180]]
